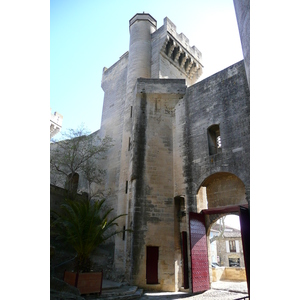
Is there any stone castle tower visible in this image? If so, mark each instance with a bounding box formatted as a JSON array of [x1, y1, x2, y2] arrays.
[[97, 12, 249, 292], [51, 6, 250, 292]]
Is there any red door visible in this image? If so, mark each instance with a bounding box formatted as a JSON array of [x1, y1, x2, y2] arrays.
[[146, 246, 159, 284], [189, 212, 210, 293]]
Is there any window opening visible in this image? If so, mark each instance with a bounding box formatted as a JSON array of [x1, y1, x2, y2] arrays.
[[229, 240, 236, 252], [125, 181, 128, 194], [128, 137, 131, 151], [229, 257, 240, 267], [123, 226, 126, 240], [207, 124, 222, 155]]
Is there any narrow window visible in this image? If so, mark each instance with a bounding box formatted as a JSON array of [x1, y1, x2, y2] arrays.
[[128, 137, 131, 151], [207, 124, 222, 155], [229, 240, 236, 252], [125, 181, 128, 194], [123, 226, 126, 240], [130, 106, 133, 118]]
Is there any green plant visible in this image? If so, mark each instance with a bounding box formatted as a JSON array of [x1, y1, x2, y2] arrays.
[[51, 197, 126, 272]]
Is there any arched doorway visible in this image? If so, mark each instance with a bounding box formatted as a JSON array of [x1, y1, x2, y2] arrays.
[[189, 172, 249, 294]]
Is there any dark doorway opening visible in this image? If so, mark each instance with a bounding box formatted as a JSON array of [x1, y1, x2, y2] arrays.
[[182, 231, 189, 289]]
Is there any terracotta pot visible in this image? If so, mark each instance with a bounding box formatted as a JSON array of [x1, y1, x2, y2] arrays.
[[64, 270, 103, 295]]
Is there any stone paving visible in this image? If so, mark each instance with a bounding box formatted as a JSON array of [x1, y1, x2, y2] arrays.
[[56, 279, 249, 300], [139, 281, 248, 300]]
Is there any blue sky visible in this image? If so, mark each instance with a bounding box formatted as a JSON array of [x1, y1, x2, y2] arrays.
[[50, 0, 243, 139]]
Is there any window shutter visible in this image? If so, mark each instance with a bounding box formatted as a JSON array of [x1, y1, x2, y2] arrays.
[[236, 240, 240, 253], [225, 240, 229, 253]]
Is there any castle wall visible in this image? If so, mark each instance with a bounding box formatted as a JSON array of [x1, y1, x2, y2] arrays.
[[100, 53, 129, 214], [51, 11, 250, 291], [182, 60, 250, 211], [151, 17, 203, 86]]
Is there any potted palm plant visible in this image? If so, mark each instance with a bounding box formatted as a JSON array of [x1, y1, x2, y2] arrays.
[[51, 197, 126, 295]]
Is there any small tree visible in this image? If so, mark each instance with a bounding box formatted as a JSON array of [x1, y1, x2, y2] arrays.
[[210, 216, 226, 244], [50, 125, 112, 200]]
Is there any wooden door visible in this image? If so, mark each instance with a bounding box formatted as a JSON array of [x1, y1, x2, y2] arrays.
[[189, 212, 210, 293], [146, 246, 159, 284]]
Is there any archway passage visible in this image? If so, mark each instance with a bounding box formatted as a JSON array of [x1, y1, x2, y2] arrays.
[[191, 172, 249, 295], [202, 205, 250, 296]]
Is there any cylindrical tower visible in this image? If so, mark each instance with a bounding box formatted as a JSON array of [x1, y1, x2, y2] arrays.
[[126, 13, 157, 93], [114, 13, 157, 280]]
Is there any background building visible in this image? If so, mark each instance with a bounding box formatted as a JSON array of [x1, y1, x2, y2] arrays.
[[50, 108, 63, 139]]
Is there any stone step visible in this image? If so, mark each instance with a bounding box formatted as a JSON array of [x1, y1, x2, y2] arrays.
[[101, 285, 140, 298], [100, 288, 143, 300]]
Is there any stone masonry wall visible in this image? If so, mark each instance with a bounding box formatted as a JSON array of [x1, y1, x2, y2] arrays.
[[130, 79, 186, 291], [100, 53, 128, 214], [182, 60, 250, 211]]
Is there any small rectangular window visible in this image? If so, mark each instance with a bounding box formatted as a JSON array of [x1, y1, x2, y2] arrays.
[[208, 124, 222, 155], [123, 226, 126, 240], [229, 257, 240, 267], [125, 181, 128, 194], [130, 106, 133, 118], [128, 137, 131, 151]]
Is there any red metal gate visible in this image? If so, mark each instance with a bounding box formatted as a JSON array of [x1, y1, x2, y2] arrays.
[[189, 212, 210, 293]]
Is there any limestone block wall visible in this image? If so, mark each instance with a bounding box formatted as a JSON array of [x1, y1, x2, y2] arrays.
[[100, 53, 128, 213], [212, 267, 246, 282], [130, 79, 186, 291], [182, 60, 250, 211]]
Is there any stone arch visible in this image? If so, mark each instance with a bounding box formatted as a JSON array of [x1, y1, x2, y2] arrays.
[[197, 172, 247, 210]]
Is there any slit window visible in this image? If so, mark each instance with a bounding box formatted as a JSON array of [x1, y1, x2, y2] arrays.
[[123, 226, 126, 240], [128, 137, 131, 151], [207, 124, 222, 155], [125, 181, 128, 194]]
